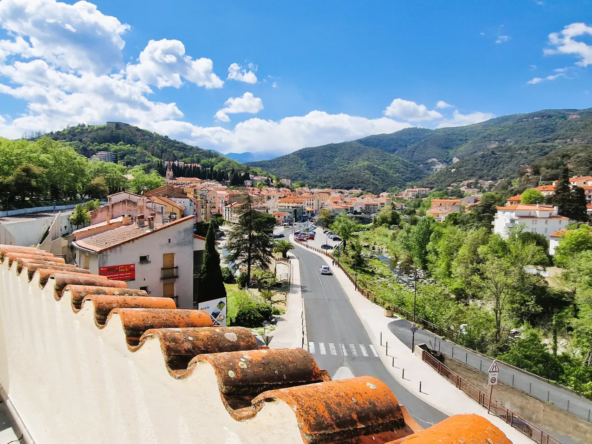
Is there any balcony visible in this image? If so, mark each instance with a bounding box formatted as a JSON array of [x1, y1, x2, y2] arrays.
[[161, 266, 179, 280]]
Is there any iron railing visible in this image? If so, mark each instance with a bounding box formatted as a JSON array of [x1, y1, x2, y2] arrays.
[[161, 266, 179, 280]]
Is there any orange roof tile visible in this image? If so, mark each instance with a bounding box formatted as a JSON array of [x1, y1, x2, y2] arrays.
[[507, 195, 522, 202]]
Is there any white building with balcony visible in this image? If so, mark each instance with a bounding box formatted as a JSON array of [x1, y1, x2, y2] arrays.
[[493, 204, 569, 239]]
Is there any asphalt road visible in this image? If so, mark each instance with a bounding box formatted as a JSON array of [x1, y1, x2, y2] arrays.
[[389, 319, 586, 444], [287, 229, 448, 429]]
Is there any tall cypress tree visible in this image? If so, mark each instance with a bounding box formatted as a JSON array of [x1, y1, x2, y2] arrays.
[[199, 223, 227, 302], [571, 187, 589, 222], [554, 167, 572, 218]]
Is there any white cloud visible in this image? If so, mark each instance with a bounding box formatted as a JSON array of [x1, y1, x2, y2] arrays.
[[527, 77, 544, 85], [127, 39, 223, 89], [151, 111, 411, 155], [527, 67, 569, 85], [0, 0, 129, 74], [214, 92, 263, 122], [227, 63, 257, 84], [437, 110, 495, 128], [383, 98, 442, 122], [436, 100, 453, 109], [545, 23, 592, 67], [496, 35, 510, 44]]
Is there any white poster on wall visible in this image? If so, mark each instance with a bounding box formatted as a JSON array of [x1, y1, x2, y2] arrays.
[[198, 297, 227, 326]]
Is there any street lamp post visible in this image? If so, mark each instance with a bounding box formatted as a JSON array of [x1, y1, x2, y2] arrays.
[[354, 271, 358, 290], [413, 267, 418, 322]]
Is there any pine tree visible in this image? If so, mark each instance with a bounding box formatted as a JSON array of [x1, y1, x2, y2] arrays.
[[571, 187, 589, 222], [199, 223, 227, 303]]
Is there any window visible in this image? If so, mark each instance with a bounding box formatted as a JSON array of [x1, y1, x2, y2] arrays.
[[140, 286, 150, 294], [139, 255, 150, 264]]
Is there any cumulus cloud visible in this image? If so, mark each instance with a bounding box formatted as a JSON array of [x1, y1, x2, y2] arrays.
[[214, 92, 263, 122], [151, 111, 411, 155], [0, 0, 129, 74], [496, 35, 510, 44], [383, 99, 442, 122], [545, 22, 592, 67], [227, 63, 258, 84], [436, 110, 495, 128], [127, 39, 223, 89], [436, 100, 453, 109]]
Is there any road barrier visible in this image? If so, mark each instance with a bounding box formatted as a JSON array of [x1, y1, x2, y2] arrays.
[[422, 351, 561, 444]]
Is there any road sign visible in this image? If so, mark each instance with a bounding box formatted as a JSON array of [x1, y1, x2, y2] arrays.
[[488, 360, 500, 373], [410, 324, 418, 333], [488, 360, 499, 386], [488, 373, 499, 386]]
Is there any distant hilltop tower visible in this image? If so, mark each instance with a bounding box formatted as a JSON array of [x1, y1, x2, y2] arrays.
[[166, 161, 174, 180]]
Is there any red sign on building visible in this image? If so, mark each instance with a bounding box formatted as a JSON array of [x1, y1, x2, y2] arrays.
[[99, 264, 135, 281]]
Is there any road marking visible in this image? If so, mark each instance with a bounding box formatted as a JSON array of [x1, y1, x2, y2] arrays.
[[369, 345, 378, 357], [319, 343, 326, 355], [349, 344, 358, 357], [340, 344, 348, 356], [359, 344, 368, 357], [309, 342, 315, 354], [329, 343, 337, 355]]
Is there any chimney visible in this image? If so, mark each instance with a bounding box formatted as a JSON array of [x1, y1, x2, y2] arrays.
[[122, 214, 132, 225], [148, 216, 155, 231], [106, 208, 111, 226], [137, 215, 145, 228]]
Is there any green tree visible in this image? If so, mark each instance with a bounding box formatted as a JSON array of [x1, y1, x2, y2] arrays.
[[331, 213, 357, 250], [8, 164, 46, 202], [555, 227, 592, 267], [128, 166, 164, 193], [274, 240, 294, 258], [565, 251, 592, 366], [316, 208, 334, 228], [411, 216, 434, 269], [70, 204, 90, 228], [226, 194, 276, 284], [469, 192, 501, 229], [498, 331, 563, 380], [88, 161, 127, 194], [521, 188, 545, 204], [554, 166, 573, 218], [571, 187, 589, 222], [86, 177, 109, 199], [200, 223, 227, 302], [374, 206, 400, 227]]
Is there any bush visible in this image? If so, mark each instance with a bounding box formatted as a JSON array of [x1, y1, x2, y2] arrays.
[[221, 267, 236, 284], [256, 303, 273, 322], [233, 305, 264, 328], [236, 272, 248, 289]]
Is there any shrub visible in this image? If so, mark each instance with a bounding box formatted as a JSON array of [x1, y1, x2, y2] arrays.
[[233, 305, 264, 328], [221, 267, 236, 284], [236, 272, 248, 289]]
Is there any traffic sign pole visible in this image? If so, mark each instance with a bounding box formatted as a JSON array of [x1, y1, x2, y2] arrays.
[[487, 360, 500, 414]]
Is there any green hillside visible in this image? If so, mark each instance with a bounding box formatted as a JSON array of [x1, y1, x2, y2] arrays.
[[248, 141, 427, 193], [42, 123, 243, 172], [251, 108, 592, 191]]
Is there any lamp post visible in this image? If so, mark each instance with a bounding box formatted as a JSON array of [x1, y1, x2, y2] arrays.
[[413, 267, 418, 322], [354, 271, 358, 291], [410, 323, 418, 352]]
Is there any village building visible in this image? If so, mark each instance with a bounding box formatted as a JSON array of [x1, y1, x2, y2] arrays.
[[493, 204, 569, 238]]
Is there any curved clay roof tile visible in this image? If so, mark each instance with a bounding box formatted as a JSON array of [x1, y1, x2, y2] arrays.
[[51, 272, 127, 292], [253, 376, 409, 444], [4, 252, 65, 267], [143, 326, 260, 371], [81, 295, 176, 325], [110, 308, 213, 345], [63, 285, 148, 307]]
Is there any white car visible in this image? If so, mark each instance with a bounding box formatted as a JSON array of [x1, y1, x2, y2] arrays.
[[320, 265, 332, 275]]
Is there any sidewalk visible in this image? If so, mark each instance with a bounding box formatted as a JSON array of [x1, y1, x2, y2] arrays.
[[267, 252, 304, 350], [296, 241, 531, 444]]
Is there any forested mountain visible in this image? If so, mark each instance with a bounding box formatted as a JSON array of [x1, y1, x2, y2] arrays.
[[248, 141, 426, 193], [251, 108, 592, 191], [42, 123, 244, 172]]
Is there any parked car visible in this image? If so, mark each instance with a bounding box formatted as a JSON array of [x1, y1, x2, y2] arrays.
[[277, 233, 285, 238], [511, 417, 533, 437], [331, 235, 342, 241], [320, 244, 334, 250], [320, 265, 332, 275], [308, 233, 315, 240], [295, 231, 302, 235]]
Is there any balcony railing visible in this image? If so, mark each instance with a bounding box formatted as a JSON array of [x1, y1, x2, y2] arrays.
[[161, 266, 179, 280]]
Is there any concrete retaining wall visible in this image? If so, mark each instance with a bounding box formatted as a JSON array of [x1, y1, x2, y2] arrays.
[[443, 355, 592, 443]]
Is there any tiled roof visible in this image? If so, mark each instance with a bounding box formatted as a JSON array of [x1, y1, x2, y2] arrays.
[[536, 185, 556, 191], [0, 245, 512, 443], [507, 195, 522, 202], [75, 215, 194, 253], [155, 196, 186, 211], [431, 199, 461, 203], [496, 204, 555, 211]]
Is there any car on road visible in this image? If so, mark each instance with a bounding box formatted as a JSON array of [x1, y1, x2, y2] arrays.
[[320, 244, 334, 250], [320, 265, 332, 275]]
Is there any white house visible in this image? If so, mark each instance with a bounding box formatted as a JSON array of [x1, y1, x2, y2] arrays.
[[493, 204, 569, 239], [72, 215, 205, 309]]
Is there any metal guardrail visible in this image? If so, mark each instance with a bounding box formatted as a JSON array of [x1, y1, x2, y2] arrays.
[[161, 266, 179, 280], [422, 351, 561, 444]]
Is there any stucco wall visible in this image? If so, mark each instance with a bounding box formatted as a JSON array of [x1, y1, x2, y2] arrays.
[[0, 262, 303, 444]]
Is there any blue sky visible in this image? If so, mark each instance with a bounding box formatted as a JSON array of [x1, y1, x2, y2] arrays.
[[0, 0, 590, 158]]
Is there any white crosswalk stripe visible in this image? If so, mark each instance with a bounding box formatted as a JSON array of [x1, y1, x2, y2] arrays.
[[309, 342, 315, 354], [319, 343, 326, 355], [340, 344, 348, 356], [369, 344, 379, 357], [359, 344, 368, 357], [349, 344, 358, 356], [329, 343, 337, 355]]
